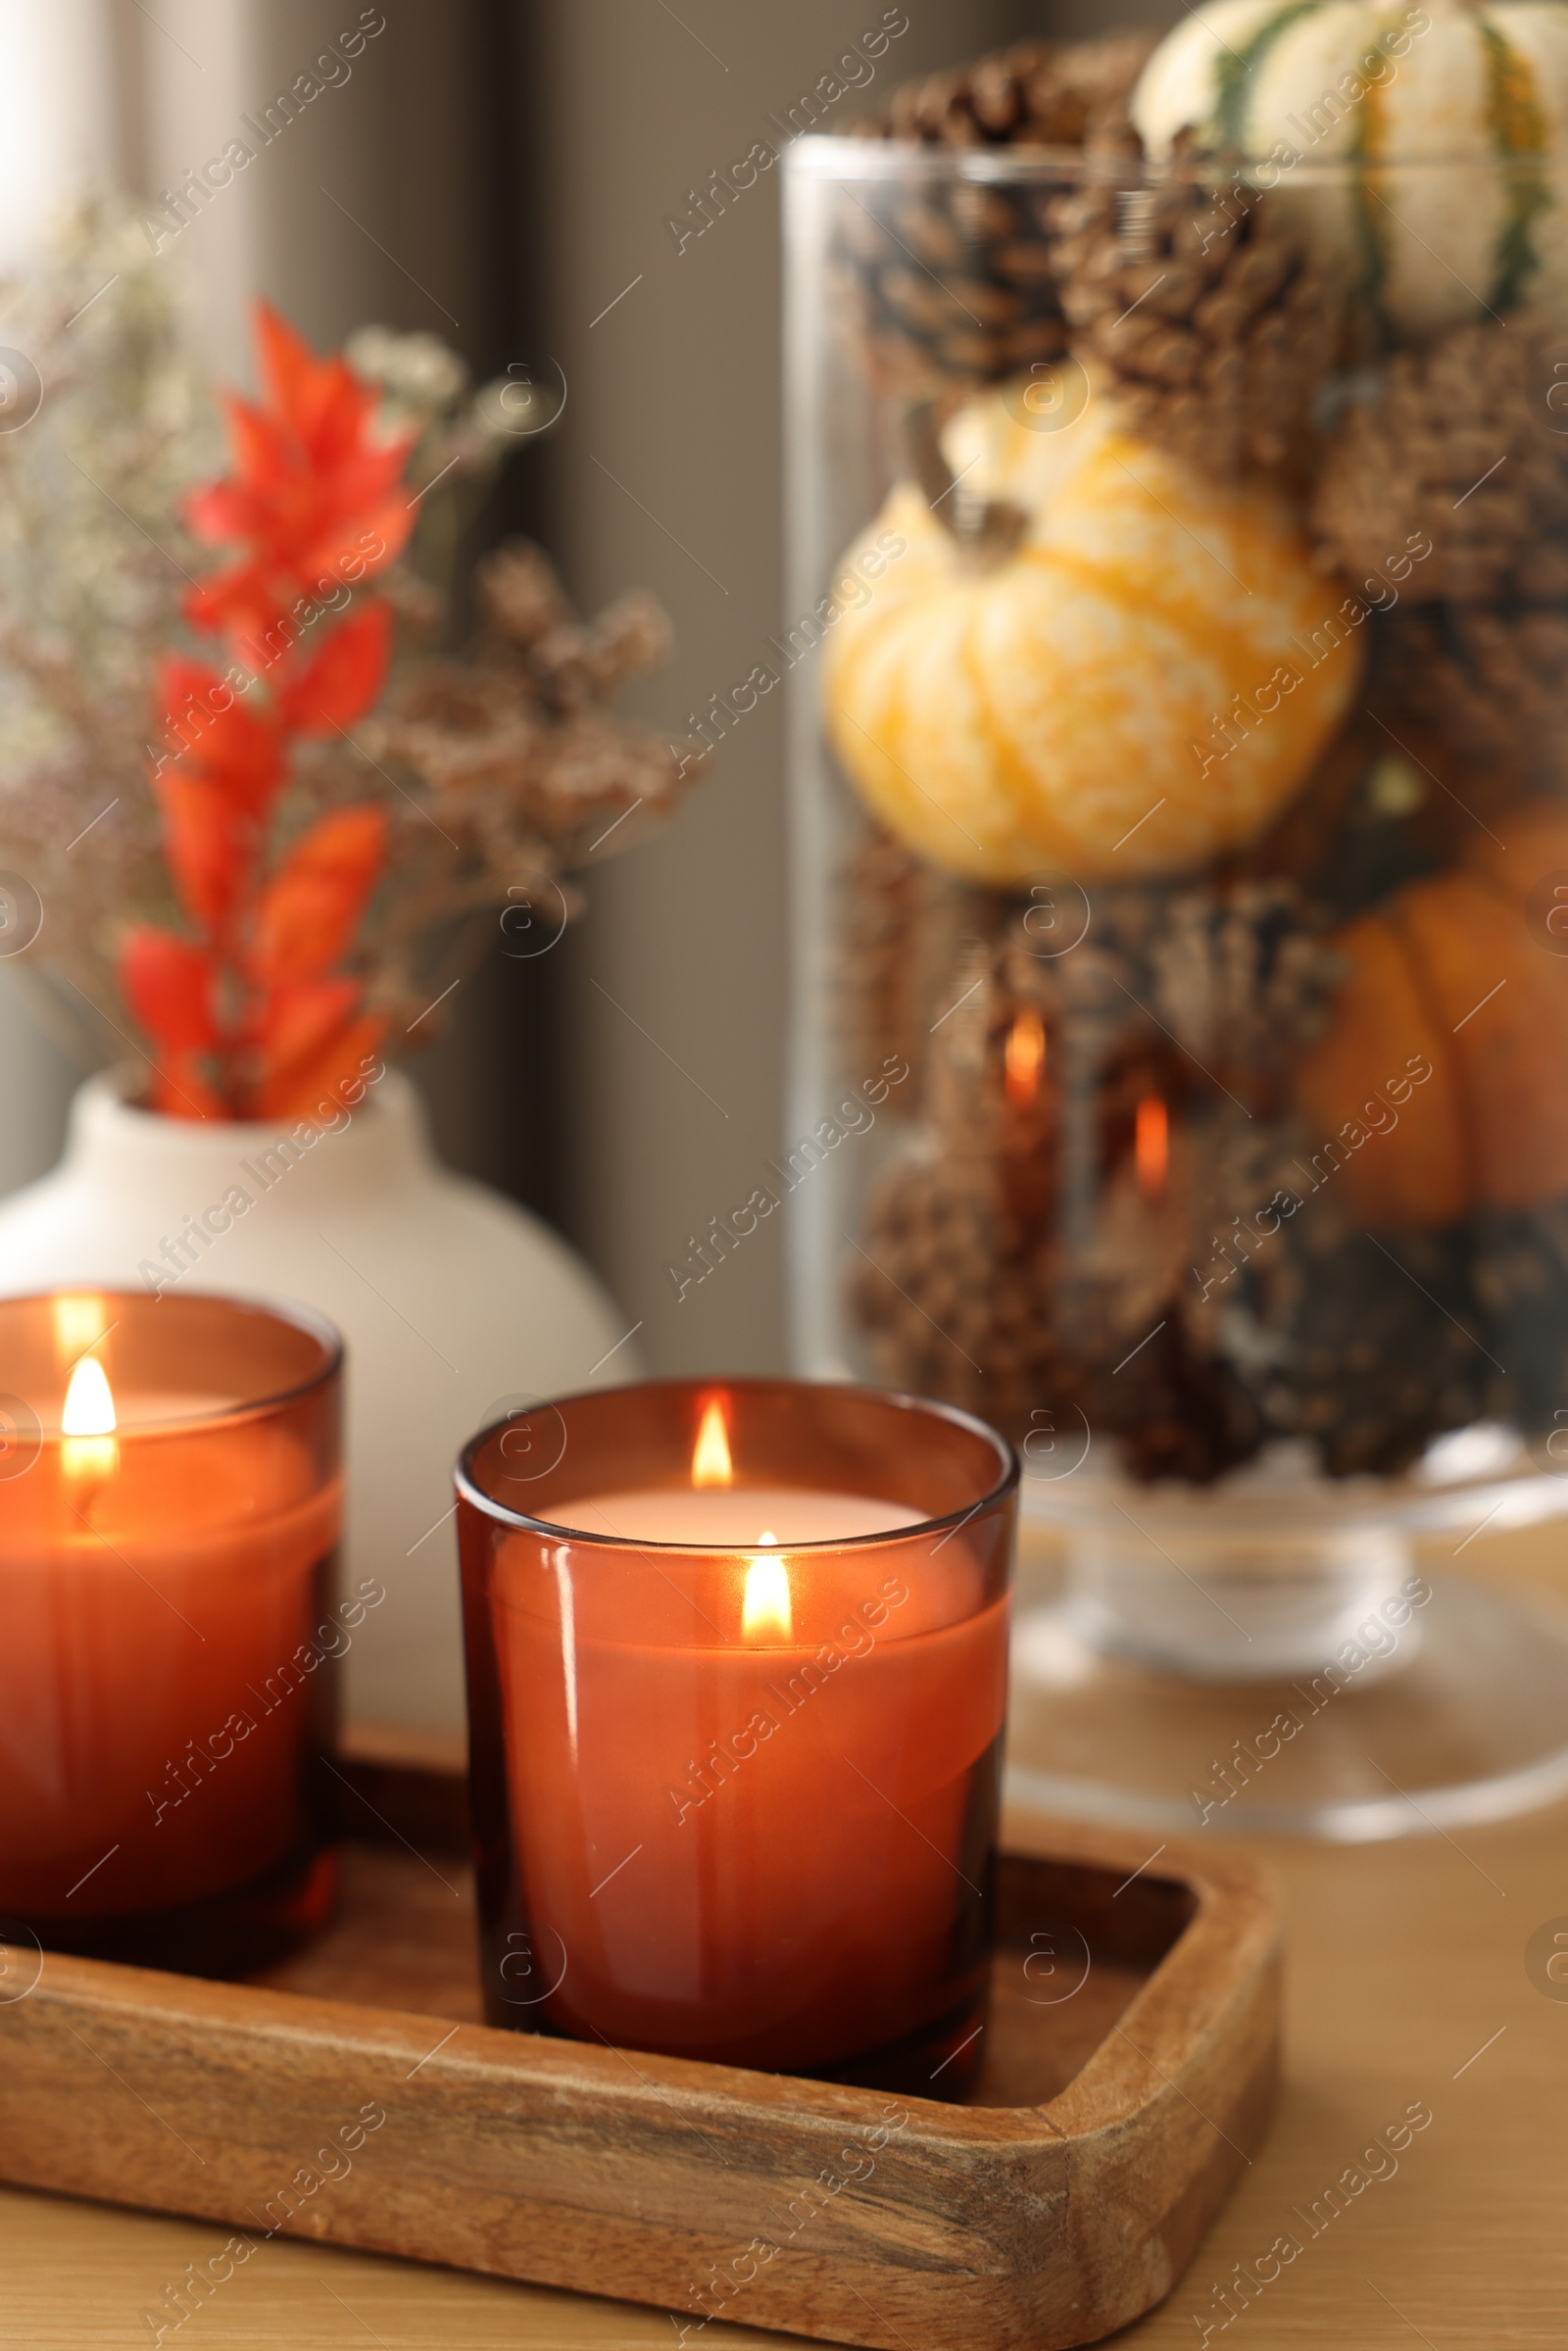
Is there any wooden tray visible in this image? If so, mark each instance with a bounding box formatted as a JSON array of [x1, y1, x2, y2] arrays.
[[0, 1739, 1280, 2351]]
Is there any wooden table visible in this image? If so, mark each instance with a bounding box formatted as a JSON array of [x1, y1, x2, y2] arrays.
[[4, 1522, 1565, 2350]]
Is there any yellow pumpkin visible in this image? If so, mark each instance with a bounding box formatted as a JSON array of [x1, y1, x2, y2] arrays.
[[1297, 798, 1568, 1224], [823, 394, 1364, 887]]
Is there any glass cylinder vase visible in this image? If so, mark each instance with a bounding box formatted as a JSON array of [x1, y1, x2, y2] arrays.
[[783, 130, 1568, 1835]]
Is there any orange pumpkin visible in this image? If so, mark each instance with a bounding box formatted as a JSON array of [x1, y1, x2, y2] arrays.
[[1296, 800, 1568, 1226]]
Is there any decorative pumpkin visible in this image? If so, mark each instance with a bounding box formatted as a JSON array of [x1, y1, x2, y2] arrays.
[[823, 391, 1363, 887], [1296, 798, 1568, 1224], [1131, 0, 1568, 337]]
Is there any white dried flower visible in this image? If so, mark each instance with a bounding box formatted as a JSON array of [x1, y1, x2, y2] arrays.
[[345, 323, 467, 413]]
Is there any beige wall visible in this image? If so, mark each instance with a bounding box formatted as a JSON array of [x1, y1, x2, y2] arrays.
[[1049, 0, 1182, 30]]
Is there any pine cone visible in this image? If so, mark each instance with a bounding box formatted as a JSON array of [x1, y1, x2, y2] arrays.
[[1373, 601, 1568, 803], [835, 34, 1154, 401], [853, 1153, 985, 1376], [1082, 1307, 1264, 1486], [873, 34, 1155, 148], [1046, 142, 1338, 481], [1313, 312, 1568, 603], [850, 936, 1069, 1436], [1267, 1223, 1491, 1478], [834, 823, 990, 1090], [1473, 1202, 1568, 1436], [852, 1149, 1053, 1433], [999, 874, 1342, 1091], [1147, 881, 1344, 1089]]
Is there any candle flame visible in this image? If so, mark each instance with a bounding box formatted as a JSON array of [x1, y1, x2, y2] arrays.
[[63, 1356, 116, 1437], [53, 1293, 107, 1359], [62, 1354, 118, 1490], [1136, 1094, 1169, 1200], [1004, 1005, 1047, 1107], [742, 1553, 793, 1641], [692, 1396, 733, 1488]]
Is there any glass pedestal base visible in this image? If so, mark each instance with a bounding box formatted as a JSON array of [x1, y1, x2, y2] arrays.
[[1006, 1576, 1568, 1841], [1009, 1428, 1568, 1839]]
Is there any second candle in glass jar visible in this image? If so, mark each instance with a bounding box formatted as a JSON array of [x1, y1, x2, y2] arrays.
[[456, 1379, 1017, 2089]]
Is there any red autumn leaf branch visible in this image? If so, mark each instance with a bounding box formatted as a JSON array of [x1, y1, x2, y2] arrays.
[[121, 303, 411, 1120]]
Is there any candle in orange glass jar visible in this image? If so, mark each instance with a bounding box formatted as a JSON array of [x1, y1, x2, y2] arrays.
[[456, 1381, 1016, 2088], [0, 1290, 345, 1970]]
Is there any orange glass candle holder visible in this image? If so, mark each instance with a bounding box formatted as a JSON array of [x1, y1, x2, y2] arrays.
[[456, 1378, 1017, 2091], [0, 1290, 343, 1972]]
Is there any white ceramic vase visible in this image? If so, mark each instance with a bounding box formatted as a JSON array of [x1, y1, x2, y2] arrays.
[[0, 1067, 640, 1736]]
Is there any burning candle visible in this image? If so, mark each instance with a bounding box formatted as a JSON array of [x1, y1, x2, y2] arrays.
[[1136, 1091, 1170, 1200], [1004, 1004, 1047, 1107], [0, 1290, 344, 1969], [456, 1380, 1016, 2088]]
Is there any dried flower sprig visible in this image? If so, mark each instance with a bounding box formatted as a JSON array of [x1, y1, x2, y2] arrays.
[[0, 200, 706, 1113]]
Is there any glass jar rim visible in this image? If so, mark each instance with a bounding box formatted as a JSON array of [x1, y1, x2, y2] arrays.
[[455, 1375, 1019, 1549], [786, 131, 1564, 191], [0, 1287, 343, 1437]]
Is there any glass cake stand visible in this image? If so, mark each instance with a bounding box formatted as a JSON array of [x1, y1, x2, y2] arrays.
[[1005, 1425, 1568, 1840]]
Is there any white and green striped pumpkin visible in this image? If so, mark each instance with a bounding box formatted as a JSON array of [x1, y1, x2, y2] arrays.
[[1131, 0, 1568, 337]]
